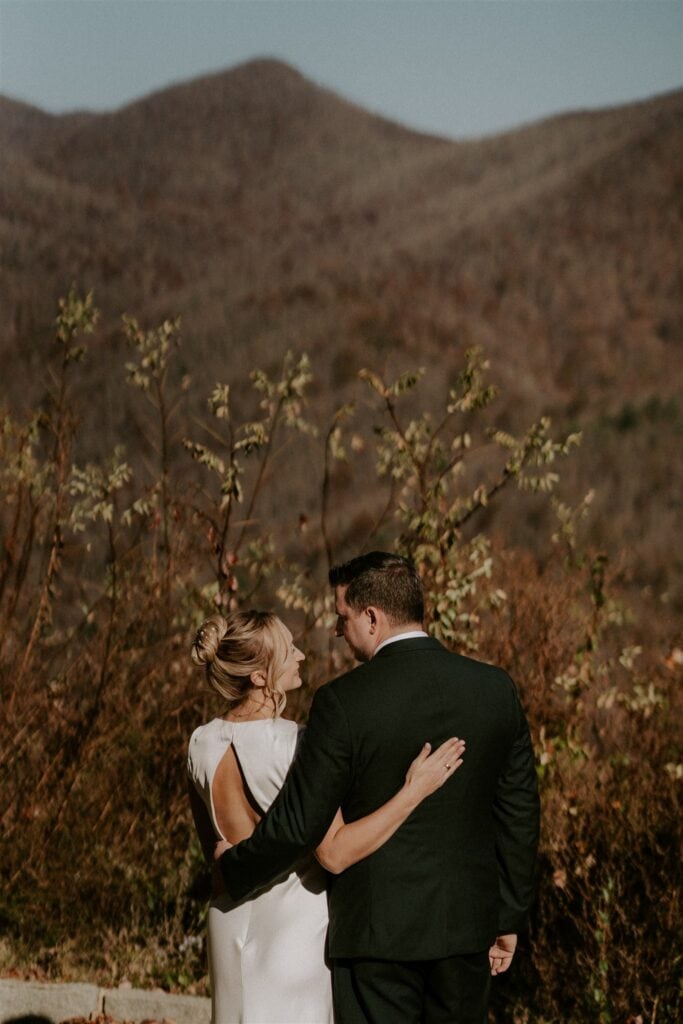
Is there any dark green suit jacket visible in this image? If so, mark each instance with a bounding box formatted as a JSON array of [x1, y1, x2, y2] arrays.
[[220, 636, 540, 960]]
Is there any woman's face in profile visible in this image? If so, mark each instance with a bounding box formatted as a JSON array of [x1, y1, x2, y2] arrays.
[[274, 623, 305, 693]]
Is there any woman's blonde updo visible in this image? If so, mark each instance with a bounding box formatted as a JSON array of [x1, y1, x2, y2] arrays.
[[191, 610, 289, 716]]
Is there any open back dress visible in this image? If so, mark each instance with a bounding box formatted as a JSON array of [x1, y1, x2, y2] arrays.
[[187, 717, 332, 1024]]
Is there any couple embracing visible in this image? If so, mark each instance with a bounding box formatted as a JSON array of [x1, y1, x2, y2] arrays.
[[187, 551, 540, 1023]]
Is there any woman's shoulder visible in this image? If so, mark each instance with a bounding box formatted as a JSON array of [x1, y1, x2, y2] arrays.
[[229, 718, 301, 806], [187, 717, 229, 768], [230, 716, 299, 744], [229, 717, 300, 763], [230, 715, 298, 731], [188, 716, 222, 745], [189, 715, 296, 748]]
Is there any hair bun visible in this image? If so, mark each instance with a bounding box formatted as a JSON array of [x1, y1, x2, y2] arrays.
[[191, 615, 227, 666]]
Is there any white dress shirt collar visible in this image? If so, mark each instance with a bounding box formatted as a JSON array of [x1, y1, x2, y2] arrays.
[[373, 630, 428, 657]]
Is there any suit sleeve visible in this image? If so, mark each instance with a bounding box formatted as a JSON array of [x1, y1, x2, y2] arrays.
[[219, 683, 352, 901], [493, 681, 540, 933]]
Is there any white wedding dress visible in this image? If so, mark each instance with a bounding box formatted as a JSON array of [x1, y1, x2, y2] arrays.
[[187, 717, 333, 1024]]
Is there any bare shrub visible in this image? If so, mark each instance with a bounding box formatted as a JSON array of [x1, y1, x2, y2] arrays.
[[0, 293, 679, 1019]]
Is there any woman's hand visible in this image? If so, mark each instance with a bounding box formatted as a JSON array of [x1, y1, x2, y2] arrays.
[[404, 737, 466, 800], [316, 737, 466, 875]]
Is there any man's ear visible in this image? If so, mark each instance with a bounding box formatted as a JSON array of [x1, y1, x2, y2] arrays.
[[366, 607, 379, 633], [250, 669, 267, 688]]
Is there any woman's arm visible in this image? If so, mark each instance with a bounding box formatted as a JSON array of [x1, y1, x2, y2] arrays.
[[315, 736, 465, 874], [188, 779, 220, 864], [188, 779, 230, 897]]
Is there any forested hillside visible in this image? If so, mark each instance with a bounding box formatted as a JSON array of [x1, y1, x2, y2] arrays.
[[2, 61, 681, 601], [1, 61, 681, 1021]]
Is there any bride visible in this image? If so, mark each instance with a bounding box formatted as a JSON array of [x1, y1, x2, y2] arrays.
[[187, 610, 465, 1024]]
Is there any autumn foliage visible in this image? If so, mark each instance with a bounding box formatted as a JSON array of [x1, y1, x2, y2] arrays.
[[0, 293, 679, 1023]]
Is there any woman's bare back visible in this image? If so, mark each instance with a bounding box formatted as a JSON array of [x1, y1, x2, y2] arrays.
[[212, 743, 262, 844]]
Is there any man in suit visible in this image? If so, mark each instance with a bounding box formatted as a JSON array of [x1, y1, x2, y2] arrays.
[[219, 551, 540, 1023]]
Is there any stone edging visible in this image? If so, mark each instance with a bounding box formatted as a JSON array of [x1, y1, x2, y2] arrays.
[[0, 978, 210, 1024]]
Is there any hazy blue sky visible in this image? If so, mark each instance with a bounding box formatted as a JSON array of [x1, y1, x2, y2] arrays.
[[1, 0, 681, 139]]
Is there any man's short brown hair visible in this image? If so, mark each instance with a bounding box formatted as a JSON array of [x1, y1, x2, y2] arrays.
[[329, 551, 424, 626]]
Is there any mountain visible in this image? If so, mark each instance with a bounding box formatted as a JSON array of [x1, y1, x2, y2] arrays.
[[1, 59, 681, 600]]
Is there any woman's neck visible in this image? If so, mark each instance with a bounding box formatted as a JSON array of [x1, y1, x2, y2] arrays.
[[224, 692, 274, 722]]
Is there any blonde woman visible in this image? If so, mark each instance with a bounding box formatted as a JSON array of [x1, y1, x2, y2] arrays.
[[187, 610, 465, 1024]]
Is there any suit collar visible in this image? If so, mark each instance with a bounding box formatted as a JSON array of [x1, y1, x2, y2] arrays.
[[372, 635, 444, 658], [374, 630, 428, 656]]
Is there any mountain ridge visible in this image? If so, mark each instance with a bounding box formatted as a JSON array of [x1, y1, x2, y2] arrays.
[[1, 61, 681, 598]]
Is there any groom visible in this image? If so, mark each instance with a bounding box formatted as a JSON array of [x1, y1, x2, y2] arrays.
[[219, 551, 539, 1023]]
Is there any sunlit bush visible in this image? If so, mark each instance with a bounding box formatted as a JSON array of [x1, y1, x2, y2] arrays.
[[0, 292, 679, 1021]]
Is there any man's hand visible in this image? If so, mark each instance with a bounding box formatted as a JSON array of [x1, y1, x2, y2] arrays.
[[214, 837, 231, 861], [210, 838, 232, 898], [489, 933, 517, 975]]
